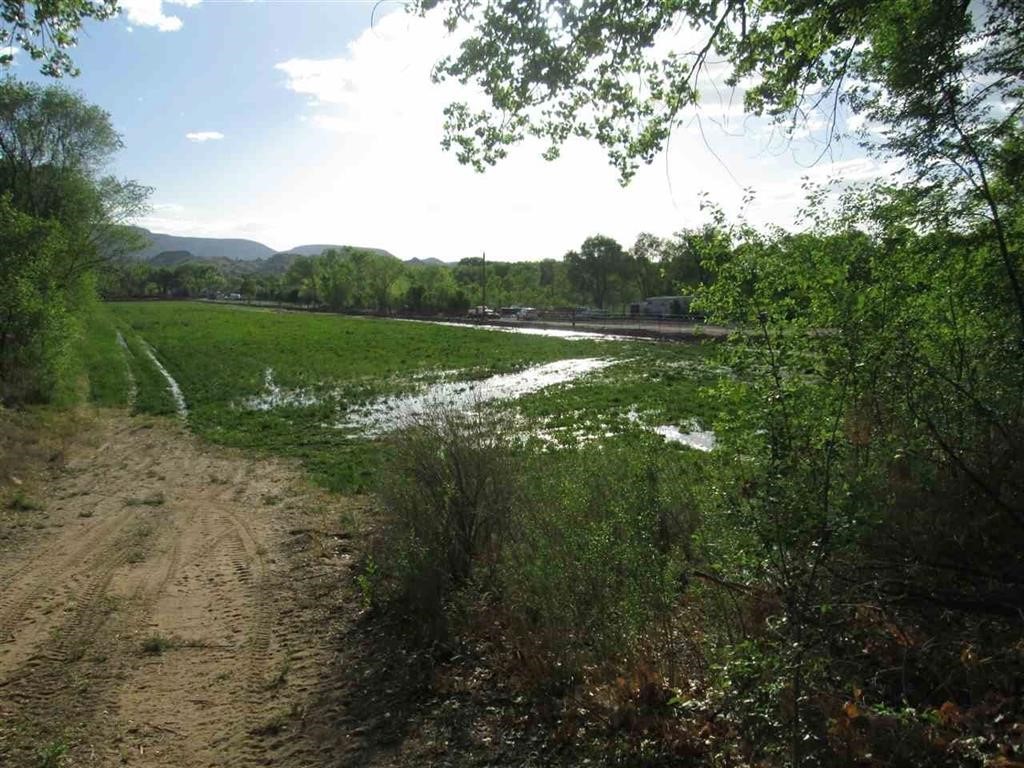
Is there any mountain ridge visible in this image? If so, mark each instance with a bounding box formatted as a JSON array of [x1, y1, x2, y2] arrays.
[[131, 228, 398, 262]]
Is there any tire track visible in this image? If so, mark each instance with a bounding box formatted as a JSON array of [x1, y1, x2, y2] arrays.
[[0, 412, 365, 768]]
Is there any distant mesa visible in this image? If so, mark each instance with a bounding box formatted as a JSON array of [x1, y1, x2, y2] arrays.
[[130, 227, 275, 262], [130, 229, 401, 269]]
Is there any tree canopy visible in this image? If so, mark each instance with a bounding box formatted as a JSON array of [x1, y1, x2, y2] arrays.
[[1, 0, 118, 76], [0, 79, 147, 402], [423, 0, 1023, 184]]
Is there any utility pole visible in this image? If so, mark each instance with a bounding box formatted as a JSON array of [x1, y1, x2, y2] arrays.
[[481, 251, 487, 309]]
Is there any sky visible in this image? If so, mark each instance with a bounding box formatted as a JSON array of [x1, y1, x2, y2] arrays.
[[6, 0, 889, 262]]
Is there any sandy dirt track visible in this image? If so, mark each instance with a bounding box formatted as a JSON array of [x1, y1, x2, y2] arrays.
[[0, 412, 375, 767]]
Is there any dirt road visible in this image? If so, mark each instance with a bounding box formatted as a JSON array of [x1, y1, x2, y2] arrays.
[[0, 413, 373, 767]]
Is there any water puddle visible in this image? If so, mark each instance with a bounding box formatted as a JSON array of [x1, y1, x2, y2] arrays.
[[534, 410, 716, 451], [652, 424, 716, 451], [338, 358, 615, 436], [144, 343, 188, 421], [405, 319, 638, 342], [243, 369, 324, 411], [236, 360, 715, 451]]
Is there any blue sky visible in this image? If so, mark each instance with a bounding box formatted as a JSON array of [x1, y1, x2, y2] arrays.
[[7, 0, 888, 261]]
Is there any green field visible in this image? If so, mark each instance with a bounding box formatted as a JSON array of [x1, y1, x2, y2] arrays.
[[86, 301, 721, 489]]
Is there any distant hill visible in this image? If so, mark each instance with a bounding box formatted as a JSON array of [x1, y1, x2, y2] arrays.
[[131, 228, 275, 262], [123, 228, 456, 280], [149, 250, 196, 267], [284, 244, 396, 259]]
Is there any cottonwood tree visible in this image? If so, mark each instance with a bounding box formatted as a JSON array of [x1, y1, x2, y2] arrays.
[[564, 234, 630, 309]]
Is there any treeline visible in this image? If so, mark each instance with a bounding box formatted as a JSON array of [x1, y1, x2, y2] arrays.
[[0, 80, 147, 404], [101, 230, 720, 313]]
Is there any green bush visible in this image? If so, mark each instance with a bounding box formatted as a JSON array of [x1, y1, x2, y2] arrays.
[[376, 405, 522, 639], [0, 197, 78, 404], [376, 409, 703, 674], [501, 436, 700, 677]]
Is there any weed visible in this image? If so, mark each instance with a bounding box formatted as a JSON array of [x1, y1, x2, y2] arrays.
[[263, 657, 291, 690], [140, 634, 173, 655], [35, 739, 67, 768], [250, 711, 288, 736], [124, 492, 165, 507], [377, 406, 521, 639], [355, 555, 379, 610], [7, 490, 43, 511]]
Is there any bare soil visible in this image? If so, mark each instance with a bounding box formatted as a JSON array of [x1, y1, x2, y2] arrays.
[[0, 411, 381, 767]]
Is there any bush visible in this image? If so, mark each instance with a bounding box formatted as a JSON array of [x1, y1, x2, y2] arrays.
[[501, 436, 700, 680], [376, 405, 521, 639], [375, 407, 703, 680], [0, 197, 76, 404]]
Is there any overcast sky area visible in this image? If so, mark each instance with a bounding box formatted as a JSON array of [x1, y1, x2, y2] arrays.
[[10, 0, 889, 262]]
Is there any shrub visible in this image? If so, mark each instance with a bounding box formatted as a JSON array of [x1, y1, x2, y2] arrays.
[[501, 436, 700, 679], [376, 405, 521, 639]]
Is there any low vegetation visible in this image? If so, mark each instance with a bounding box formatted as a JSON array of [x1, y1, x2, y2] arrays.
[[99, 301, 716, 489]]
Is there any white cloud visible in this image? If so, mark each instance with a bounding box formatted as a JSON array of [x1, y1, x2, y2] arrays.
[[185, 131, 224, 142], [1, 45, 19, 62], [159, 8, 875, 261], [120, 0, 201, 32]]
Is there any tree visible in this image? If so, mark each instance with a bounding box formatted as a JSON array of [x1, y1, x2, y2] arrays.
[[284, 255, 321, 304], [1, 0, 119, 76], [360, 251, 406, 312], [319, 248, 355, 309], [564, 235, 631, 309], [0, 81, 150, 278], [0, 80, 148, 402], [423, 0, 1022, 189]]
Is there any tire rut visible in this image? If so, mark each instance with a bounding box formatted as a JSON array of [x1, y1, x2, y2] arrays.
[[0, 412, 366, 768]]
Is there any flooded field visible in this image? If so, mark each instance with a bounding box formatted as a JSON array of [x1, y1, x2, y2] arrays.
[[107, 301, 721, 489], [337, 358, 616, 435], [237, 359, 718, 451], [416, 319, 641, 342]]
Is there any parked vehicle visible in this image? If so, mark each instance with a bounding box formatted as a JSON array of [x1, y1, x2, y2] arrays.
[[467, 306, 499, 318]]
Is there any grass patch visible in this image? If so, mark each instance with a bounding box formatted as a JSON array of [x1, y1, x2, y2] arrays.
[[122, 518, 157, 563], [81, 304, 131, 407], [249, 711, 289, 737], [7, 489, 43, 511], [35, 739, 68, 768], [263, 657, 291, 690]]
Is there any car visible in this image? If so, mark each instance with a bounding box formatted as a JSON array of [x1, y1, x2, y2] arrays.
[[516, 307, 539, 320], [467, 306, 499, 318]]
